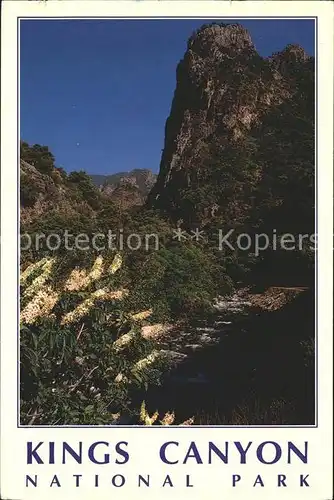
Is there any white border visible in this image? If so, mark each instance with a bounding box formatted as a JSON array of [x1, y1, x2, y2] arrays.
[[1, 2, 333, 499]]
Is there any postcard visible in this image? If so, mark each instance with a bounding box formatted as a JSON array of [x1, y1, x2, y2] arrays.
[[1, 1, 333, 499]]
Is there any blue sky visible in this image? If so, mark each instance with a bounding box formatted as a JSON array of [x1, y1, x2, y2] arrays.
[[20, 19, 315, 175]]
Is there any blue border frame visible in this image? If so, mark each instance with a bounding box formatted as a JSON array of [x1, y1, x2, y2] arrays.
[[17, 15, 318, 429]]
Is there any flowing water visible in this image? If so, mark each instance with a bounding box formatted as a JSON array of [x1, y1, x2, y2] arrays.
[[119, 288, 314, 425]]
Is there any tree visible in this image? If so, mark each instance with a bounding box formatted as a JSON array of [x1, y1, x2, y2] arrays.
[[20, 141, 55, 175], [68, 170, 101, 210]]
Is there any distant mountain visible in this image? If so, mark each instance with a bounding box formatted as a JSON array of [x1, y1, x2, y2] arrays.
[[90, 169, 157, 199], [20, 141, 158, 226]]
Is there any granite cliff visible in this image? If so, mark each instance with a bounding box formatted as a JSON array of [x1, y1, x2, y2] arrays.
[[147, 23, 314, 229]]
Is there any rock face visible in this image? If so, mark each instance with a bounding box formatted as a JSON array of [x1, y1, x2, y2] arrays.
[[147, 23, 312, 225], [20, 159, 96, 228]]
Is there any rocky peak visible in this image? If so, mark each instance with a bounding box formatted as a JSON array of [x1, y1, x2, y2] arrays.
[[273, 43, 310, 64], [270, 44, 311, 79], [147, 23, 300, 221], [188, 23, 254, 57]]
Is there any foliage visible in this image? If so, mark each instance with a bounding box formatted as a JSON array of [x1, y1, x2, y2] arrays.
[[195, 398, 297, 426], [20, 141, 56, 176], [20, 254, 171, 425], [122, 240, 231, 322], [67, 170, 102, 210], [139, 401, 194, 426]]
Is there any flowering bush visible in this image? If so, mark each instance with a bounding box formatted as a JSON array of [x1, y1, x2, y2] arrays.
[[139, 401, 194, 426], [20, 254, 169, 425]]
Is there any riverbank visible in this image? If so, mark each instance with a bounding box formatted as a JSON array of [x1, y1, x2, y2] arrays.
[[137, 286, 315, 425]]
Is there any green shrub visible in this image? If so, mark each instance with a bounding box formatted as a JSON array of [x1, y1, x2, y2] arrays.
[[20, 254, 168, 425]]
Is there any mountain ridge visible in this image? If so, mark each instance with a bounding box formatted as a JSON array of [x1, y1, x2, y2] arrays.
[[90, 168, 157, 199]]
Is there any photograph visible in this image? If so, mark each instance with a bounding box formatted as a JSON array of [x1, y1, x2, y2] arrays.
[[19, 17, 316, 427]]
